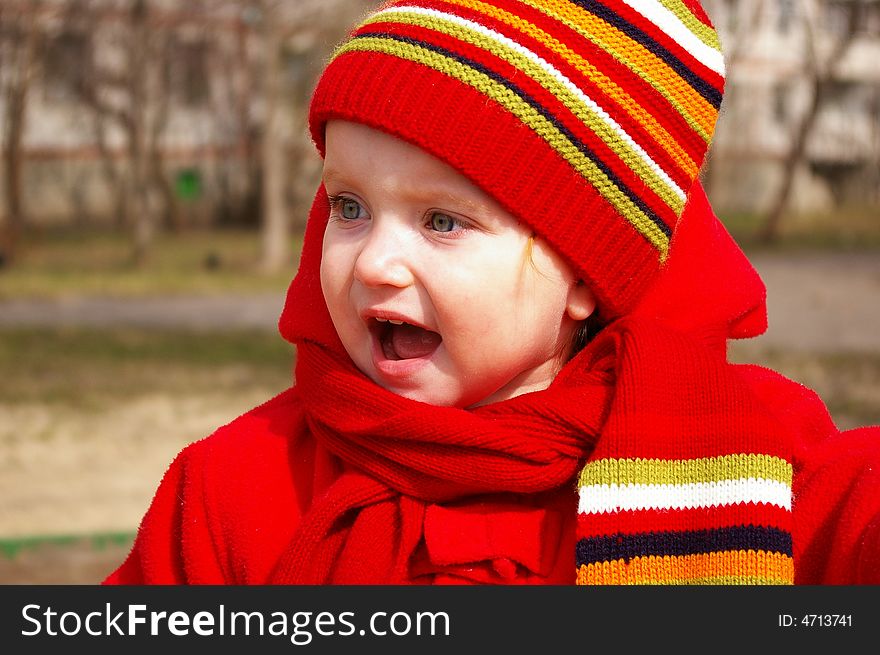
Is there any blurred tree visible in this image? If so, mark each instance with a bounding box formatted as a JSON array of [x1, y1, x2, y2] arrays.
[[207, 4, 259, 231], [0, 0, 43, 267], [702, 0, 767, 200], [73, 0, 174, 266], [253, 0, 289, 274], [759, 0, 866, 243]]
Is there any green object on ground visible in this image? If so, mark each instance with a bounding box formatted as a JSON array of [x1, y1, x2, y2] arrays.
[[175, 168, 202, 201], [0, 532, 135, 559]]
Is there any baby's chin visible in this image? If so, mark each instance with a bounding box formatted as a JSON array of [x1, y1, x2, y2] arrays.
[[363, 370, 493, 409], [356, 357, 552, 409]]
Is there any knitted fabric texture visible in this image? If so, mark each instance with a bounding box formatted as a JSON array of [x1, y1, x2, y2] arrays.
[[308, 0, 725, 318]]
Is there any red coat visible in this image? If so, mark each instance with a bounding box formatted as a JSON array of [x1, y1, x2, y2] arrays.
[[103, 369, 880, 585]]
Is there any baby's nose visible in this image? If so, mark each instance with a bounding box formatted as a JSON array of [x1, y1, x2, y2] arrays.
[[353, 224, 415, 289]]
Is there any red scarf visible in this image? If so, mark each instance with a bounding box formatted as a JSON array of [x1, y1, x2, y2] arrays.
[[272, 182, 794, 585], [268, 332, 614, 583]]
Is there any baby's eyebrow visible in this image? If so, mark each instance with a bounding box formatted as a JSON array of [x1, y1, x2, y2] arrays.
[[431, 190, 485, 214]]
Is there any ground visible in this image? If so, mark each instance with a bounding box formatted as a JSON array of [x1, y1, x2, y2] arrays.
[[1, 249, 878, 584]]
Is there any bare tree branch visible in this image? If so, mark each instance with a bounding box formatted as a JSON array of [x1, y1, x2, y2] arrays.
[[0, 0, 42, 266], [759, 0, 865, 243]]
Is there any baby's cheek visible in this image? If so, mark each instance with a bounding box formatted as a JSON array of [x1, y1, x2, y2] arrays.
[[318, 258, 334, 302], [320, 259, 348, 307]]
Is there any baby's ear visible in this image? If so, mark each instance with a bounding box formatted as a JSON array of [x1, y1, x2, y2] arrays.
[[566, 281, 596, 321]]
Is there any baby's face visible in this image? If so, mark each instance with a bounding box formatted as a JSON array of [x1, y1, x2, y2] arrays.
[[319, 120, 594, 408]]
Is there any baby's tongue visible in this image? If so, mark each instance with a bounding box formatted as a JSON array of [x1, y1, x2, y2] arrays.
[[389, 323, 442, 359]]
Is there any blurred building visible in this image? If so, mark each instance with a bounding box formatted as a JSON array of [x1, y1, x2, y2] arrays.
[[704, 0, 880, 214], [1, 0, 878, 227]]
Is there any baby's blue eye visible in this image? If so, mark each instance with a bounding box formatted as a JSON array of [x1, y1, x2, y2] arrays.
[[341, 198, 363, 220], [430, 213, 456, 232]]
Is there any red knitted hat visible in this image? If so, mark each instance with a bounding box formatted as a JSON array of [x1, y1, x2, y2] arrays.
[[307, 0, 725, 318]]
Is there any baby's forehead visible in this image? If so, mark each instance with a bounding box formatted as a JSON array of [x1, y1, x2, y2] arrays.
[[322, 120, 515, 214]]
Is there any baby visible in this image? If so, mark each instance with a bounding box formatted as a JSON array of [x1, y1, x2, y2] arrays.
[[105, 0, 880, 585]]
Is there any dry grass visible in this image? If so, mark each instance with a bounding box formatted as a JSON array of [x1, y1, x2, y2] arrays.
[[0, 327, 294, 407], [0, 227, 301, 299]]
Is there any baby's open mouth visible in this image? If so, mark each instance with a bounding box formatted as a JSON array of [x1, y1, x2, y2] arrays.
[[373, 318, 442, 361]]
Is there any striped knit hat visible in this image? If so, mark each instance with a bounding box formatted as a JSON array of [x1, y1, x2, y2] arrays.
[[308, 0, 725, 318]]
